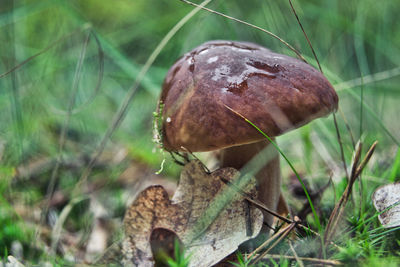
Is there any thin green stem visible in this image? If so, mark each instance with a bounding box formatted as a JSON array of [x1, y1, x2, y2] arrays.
[[224, 105, 321, 231]]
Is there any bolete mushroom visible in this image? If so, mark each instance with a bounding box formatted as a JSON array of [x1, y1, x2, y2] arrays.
[[157, 40, 338, 227]]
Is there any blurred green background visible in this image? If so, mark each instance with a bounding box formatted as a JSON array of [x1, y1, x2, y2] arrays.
[[1, 0, 400, 265]]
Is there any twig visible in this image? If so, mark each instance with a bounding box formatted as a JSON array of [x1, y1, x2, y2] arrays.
[[324, 141, 377, 246], [221, 175, 339, 251], [247, 223, 294, 260], [349, 141, 362, 206], [289, 240, 304, 267], [258, 254, 341, 266], [354, 141, 377, 178], [226, 175, 341, 264], [350, 141, 362, 180], [251, 222, 296, 264], [243, 191, 338, 247], [221, 168, 342, 250], [220, 177, 291, 224]]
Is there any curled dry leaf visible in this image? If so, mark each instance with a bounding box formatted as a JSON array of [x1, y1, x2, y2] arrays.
[[372, 182, 400, 228], [123, 160, 263, 267]]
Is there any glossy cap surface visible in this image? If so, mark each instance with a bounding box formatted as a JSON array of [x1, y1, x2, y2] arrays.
[[160, 41, 338, 152]]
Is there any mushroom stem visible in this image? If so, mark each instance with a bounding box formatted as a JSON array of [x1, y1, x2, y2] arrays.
[[219, 139, 281, 228]]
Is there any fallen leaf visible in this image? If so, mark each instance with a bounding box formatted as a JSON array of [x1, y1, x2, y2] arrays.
[[373, 182, 400, 228], [123, 160, 263, 267]]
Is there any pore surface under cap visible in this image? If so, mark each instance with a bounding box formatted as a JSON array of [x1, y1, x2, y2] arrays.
[[160, 40, 338, 152]]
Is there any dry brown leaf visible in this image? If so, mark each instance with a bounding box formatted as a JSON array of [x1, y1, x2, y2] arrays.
[[123, 160, 263, 267], [373, 182, 400, 228]]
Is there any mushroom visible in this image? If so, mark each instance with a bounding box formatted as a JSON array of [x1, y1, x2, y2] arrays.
[[157, 40, 338, 228]]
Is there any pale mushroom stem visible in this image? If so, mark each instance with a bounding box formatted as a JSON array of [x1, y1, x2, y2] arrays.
[[219, 139, 281, 228]]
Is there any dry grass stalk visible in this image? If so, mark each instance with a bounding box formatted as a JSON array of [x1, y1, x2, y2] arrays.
[[179, 0, 306, 61], [247, 223, 293, 260], [221, 176, 341, 250], [250, 222, 297, 264], [289, 240, 304, 267], [259, 254, 342, 266], [324, 141, 378, 246]]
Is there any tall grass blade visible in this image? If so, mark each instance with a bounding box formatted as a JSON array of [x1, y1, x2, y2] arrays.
[[287, 0, 350, 182], [287, 0, 321, 71], [0, 26, 90, 79], [3, 1, 24, 162], [179, 0, 306, 62], [72, 0, 214, 195]]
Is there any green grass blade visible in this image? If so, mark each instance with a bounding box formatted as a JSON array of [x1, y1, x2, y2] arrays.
[[224, 105, 321, 231]]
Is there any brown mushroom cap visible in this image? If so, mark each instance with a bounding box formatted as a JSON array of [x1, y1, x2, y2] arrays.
[[160, 40, 338, 152]]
